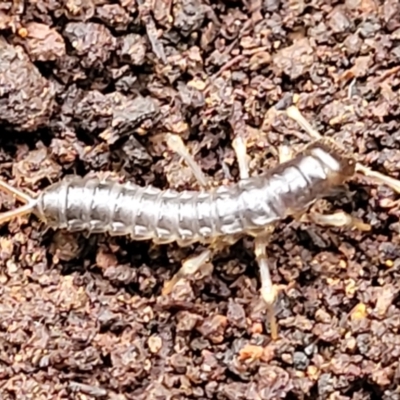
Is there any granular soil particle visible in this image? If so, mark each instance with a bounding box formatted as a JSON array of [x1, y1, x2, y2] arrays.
[[0, 1, 400, 399]]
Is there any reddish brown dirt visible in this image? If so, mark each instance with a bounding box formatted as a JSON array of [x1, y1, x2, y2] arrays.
[[0, 1, 400, 399]]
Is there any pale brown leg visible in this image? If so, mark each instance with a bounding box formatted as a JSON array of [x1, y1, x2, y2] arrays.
[[253, 209, 370, 340], [162, 233, 242, 295], [232, 136, 250, 179], [248, 144, 293, 339], [0, 179, 36, 224], [286, 105, 400, 194], [286, 106, 322, 141], [0, 179, 34, 204], [305, 209, 371, 231], [355, 164, 400, 194], [162, 248, 212, 295], [278, 145, 294, 164], [233, 136, 284, 338], [254, 231, 283, 340], [0, 203, 35, 224], [165, 133, 208, 188]]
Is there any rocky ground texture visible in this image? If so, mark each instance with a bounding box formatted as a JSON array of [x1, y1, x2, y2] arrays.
[[0, 0, 400, 399]]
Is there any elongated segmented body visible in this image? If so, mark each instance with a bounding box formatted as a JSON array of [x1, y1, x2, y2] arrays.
[[0, 116, 376, 341], [33, 141, 355, 245]]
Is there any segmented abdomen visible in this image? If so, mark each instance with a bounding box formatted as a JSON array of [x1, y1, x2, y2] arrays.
[[36, 177, 240, 245], [36, 176, 278, 245]]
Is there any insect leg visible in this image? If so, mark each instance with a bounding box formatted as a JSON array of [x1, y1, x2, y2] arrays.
[[0, 179, 36, 224], [162, 235, 241, 295], [286, 105, 322, 140], [278, 145, 294, 164], [0, 179, 34, 204], [305, 210, 371, 231], [165, 133, 208, 187], [355, 164, 400, 194], [254, 230, 281, 340], [232, 136, 250, 179], [162, 248, 212, 295], [286, 105, 400, 194]]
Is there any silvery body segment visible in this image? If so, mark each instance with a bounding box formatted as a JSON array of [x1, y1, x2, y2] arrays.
[[34, 142, 355, 245]]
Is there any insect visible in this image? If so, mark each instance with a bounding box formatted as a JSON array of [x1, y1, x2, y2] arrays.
[[0, 106, 398, 339]]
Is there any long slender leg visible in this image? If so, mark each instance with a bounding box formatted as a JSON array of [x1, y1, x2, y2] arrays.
[[165, 133, 208, 188], [278, 144, 294, 164], [233, 136, 288, 339], [254, 231, 282, 340], [355, 164, 400, 194], [286, 105, 322, 140], [0, 179, 33, 204], [166, 133, 253, 185], [0, 179, 36, 224], [286, 105, 400, 194], [305, 209, 371, 231], [162, 248, 212, 295], [0, 203, 36, 224], [232, 136, 250, 179], [162, 234, 242, 295]]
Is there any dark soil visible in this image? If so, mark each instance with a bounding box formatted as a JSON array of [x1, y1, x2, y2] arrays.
[[0, 1, 400, 399]]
